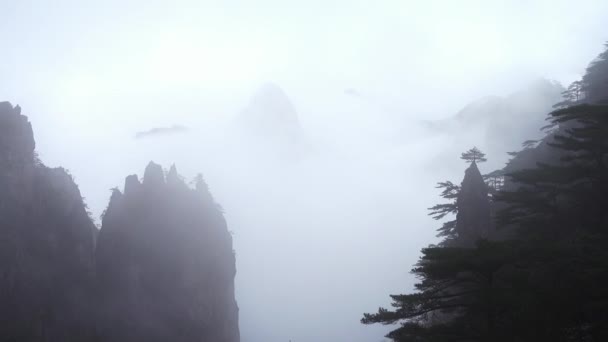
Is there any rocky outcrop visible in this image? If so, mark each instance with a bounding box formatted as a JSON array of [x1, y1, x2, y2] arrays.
[[0, 102, 97, 341], [96, 162, 239, 342], [455, 162, 492, 245]]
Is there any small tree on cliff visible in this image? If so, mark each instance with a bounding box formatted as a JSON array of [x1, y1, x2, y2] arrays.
[[460, 147, 487, 164]]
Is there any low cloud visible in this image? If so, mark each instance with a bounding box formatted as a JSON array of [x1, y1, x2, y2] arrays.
[[135, 125, 188, 139]]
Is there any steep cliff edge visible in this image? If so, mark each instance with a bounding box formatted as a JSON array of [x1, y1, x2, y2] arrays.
[[0, 102, 97, 341], [96, 163, 239, 342]]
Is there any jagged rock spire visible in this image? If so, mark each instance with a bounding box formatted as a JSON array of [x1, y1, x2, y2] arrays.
[[143, 161, 164, 186], [167, 164, 178, 179], [455, 162, 492, 245], [166, 164, 181, 185]]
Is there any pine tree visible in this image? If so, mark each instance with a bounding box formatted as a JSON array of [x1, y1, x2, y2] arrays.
[[460, 147, 487, 164], [362, 240, 516, 341], [427, 181, 459, 244], [554, 80, 584, 109]]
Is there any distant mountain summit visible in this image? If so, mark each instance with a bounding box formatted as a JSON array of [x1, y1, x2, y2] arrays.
[[426, 79, 564, 168], [240, 83, 301, 134], [234, 83, 305, 155], [452, 79, 562, 126], [0, 102, 97, 341], [96, 162, 239, 342]]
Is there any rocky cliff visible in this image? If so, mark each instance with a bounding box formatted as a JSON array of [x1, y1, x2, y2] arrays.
[[0, 102, 98, 341], [96, 163, 239, 342], [0, 102, 240, 342]]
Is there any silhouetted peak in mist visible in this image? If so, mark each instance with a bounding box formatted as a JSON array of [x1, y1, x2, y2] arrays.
[[250, 83, 298, 122], [0, 103, 97, 341], [236, 83, 304, 147], [96, 162, 239, 342], [166, 164, 181, 184], [143, 160, 165, 186], [0, 101, 36, 165], [124, 174, 141, 194]]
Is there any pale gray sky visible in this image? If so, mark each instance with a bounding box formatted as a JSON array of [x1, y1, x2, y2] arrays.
[[3, 1, 607, 121], [1, 1, 607, 341]]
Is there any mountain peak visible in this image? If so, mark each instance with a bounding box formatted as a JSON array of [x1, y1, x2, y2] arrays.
[[0, 101, 35, 166], [143, 161, 164, 186], [124, 174, 141, 194], [238, 83, 301, 132], [96, 163, 239, 342]]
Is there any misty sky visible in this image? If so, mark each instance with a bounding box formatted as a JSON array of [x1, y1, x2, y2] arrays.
[[2, 1, 608, 341]]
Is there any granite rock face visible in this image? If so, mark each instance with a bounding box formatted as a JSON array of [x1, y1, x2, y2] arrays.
[[0, 102, 98, 341], [455, 162, 493, 245], [96, 162, 240, 342]]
